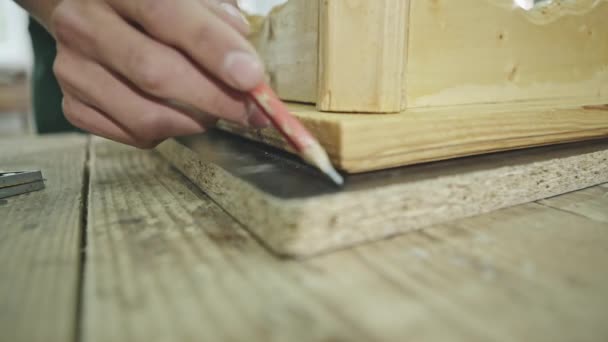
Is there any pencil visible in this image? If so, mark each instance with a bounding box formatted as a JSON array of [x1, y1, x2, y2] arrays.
[[249, 82, 344, 186]]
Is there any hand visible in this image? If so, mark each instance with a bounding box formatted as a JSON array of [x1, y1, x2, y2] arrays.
[[47, 0, 269, 147]]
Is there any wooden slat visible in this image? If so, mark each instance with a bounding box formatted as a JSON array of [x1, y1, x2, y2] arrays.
[[317, 0, 409, 112], [248, 0, 319, 103], [0, 134, 88, 342], [221, 103, 608, 172], [539, 184, 608, 223], [85, 138, 608, 341]]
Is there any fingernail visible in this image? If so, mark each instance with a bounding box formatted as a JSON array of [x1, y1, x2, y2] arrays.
[[220, 2, 250, 26], [246, 101, 271, 128], [223, 51, 264, 90]]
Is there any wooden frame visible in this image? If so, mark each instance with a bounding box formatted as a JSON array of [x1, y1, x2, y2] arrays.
[[222, 0, 608, 173], [253, 0, 608, 113]]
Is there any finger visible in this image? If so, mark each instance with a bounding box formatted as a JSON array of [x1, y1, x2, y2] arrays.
[[54, 46, 215, 144], [202, 0, 250, 35], [62, 93, 154, 148], [107, 0, 265, 91], [216, 0, 238, 6], [52, 4, 260, 126]]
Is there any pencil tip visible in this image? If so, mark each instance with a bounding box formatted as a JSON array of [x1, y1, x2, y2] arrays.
[[324, 167, 344, 186], [300, 141, 344, 186]]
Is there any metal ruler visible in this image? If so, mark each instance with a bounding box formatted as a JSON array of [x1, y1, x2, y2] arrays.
[[0, 171, 45, 199]]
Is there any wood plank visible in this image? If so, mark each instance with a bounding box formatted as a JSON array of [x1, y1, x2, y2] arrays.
[[0, 134, 88, 342], [406, 0, 608, 108], [538, 184, 608, 223], [247, 0, 319, 103], [85, 138, 608, 341], [220, 103, 608, 172], [317, 0, 409, 112], [316, 203, 608, 341], [82, 138, 365, 342], [158, 131, 608, 256]]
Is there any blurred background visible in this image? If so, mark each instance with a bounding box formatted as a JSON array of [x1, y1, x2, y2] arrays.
[[0, 1, 32, 136]]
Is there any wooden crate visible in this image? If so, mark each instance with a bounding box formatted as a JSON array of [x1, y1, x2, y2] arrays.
[[225, 0, 608, 173], [252, 0, 608, 113]]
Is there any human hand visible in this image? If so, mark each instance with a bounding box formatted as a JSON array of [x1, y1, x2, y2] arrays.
[[48, 0, 269, 148]]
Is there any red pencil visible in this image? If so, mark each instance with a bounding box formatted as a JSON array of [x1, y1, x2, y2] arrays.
[[249, 82, 344, 185]]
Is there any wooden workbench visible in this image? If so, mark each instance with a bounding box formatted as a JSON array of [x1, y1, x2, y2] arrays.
[[1, 133, 607, 342]]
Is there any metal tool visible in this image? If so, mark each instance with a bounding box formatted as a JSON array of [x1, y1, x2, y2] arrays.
[[0, 171, 45, 199]]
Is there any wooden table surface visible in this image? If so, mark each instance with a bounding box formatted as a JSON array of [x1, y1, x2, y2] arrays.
[[2, 133, 607, 342]]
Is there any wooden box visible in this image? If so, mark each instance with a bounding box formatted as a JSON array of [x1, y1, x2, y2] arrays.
[[222, 0, 608, 173], [252, 0, 608, 113]]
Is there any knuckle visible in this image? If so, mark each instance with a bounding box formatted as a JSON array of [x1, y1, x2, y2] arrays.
[[52, 51, 79, 90], [52, 53, 67, 81], [61, 98, 84, 128], [61, 96, 72, 116], [200, 91, 245, 122], [193, 21, 214, 49], [51, 3, 81, 44], [206, 93, 232, 117], [134, 112, 169, 142], [131, 54, 168, 94], [138, 0, 171, 24]]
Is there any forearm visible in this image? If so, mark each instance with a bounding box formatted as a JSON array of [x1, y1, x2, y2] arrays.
[[14, 0, 62, 32]]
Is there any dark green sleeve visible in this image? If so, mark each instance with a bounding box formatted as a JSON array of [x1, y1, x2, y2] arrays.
[[29, 18, 78, 134]]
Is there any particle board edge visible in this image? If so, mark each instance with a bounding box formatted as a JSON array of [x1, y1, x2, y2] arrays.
[[157, 134, 608, 257]]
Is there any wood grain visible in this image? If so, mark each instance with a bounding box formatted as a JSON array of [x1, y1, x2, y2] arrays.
[[248, 0, 319, 103], [158, 133, 608, 256], [0, 134, 88, 342], [406, 0, 608, 108], [251, 0, 608, 112], [86, 138, 608, 341], [221, 103, 608, 172], [317, 0, 409, 112], [331, 203, 608, 341], [82, 138, 365, 342]]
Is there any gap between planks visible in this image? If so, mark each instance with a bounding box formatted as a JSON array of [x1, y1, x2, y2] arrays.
[[74, 136, 92, 342]]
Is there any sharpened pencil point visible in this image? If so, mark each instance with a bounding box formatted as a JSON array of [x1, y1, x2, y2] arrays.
[[324, 166, 344, 186], [301, 141, 344, 186], [250, 83, 343, 186]]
